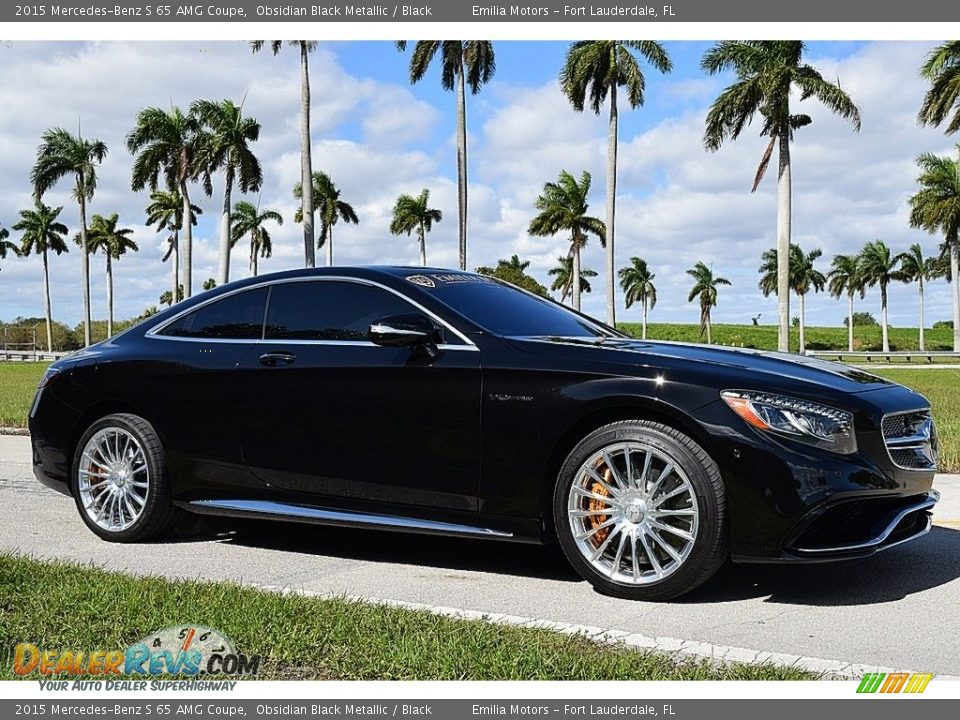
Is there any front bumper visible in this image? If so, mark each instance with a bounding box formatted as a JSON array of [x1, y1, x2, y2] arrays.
[[774, 490, 937, 561], [693, 388, 939, 563]]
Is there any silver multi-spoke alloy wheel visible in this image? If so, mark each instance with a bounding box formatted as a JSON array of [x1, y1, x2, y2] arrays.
[[567, 442, 700, 586], [77, 427, 150, 532]]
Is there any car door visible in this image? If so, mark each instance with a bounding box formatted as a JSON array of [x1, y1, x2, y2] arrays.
[[233, 277, 482, 513], [141, 285, 268, 489]]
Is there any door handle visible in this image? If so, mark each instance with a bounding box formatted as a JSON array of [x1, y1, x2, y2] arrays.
[[259, 351, 296, 367]]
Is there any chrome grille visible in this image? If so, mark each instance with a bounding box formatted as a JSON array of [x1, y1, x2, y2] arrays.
[[882, 409, 938, 471]]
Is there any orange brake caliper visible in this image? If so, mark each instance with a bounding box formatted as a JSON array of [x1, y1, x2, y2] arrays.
[[586, 463, 614, 547]]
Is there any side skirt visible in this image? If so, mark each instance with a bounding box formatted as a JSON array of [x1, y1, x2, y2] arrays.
[[180, 498, 517, 541]]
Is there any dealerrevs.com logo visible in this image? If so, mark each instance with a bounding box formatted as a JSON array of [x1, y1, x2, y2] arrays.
[[13, 626, 260, 677]]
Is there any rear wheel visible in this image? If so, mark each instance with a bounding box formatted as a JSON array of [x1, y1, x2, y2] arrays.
[[72, 413, 179, 542], [553, 420, 727, 600]]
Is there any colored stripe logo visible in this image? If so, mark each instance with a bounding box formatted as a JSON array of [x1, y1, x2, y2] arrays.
[[857, 672, 933, 694]]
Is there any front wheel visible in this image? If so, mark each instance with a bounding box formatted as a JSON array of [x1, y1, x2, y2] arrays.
[[553, 420, 727, 600], [72, 413, 179, 542]]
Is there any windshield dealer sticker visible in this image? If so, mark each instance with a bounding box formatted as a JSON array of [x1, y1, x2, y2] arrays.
[[406, 273, 493, 288], [405, 275, 436, 288]]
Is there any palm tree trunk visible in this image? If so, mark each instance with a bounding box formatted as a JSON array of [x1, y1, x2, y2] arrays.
[[327, 223, 334, 267], [706, 308, 712, 345], [918, 278, 925, 352], [641, 297, 648, 340], [572, 246, 582, 312], [216, 166, 234, 286], [180, 182, 193, 299], [42, 248, 53, 353], [951, 241, 959, 352], [171, 229, 179, 306], [798, 292, 806, 354], [105, 254, 114, 338], [881, 283, 890, 352], [847, 292, 854, 352], [79, 192, 91, 347], [419, 223, 427, 266], [250, 236, 257, 277], [456, 59, 468, 271], [300, 41, 316, 268], [776, 132, 792, 353], [605, 85, 618, 328]]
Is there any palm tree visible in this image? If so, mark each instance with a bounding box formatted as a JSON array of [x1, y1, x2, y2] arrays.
[[0, 226, 19, 269], [160, 286, 183, 307], [389, 189, 442, 266], [251, 41, 318, 268], [192, 99, 263, 286], [231, 200, 283, 277], [396, 41, 496, 271], [919, 41, 960, 135], [294, 171, 358, 266], [827, 253, 864, 352], [858, 240, 903, 353], [30, 127, 108, 347], [909, 147, 960, 351], [13, 202, 68, 352], [202, 278, 217, 291], [560, 41, 672, 327], [702, 41, 861, 353], [145, 189, 201, 312], [127, 106, 205, 299], [896, 243, 941, 351], [476, 255, 549, 296], [528, 170, 606, 312], [792, 246, 826, 354], [761, 244, 825, 353], [687, 261, 731, 344], [549, 255, 598, 304], [618, 257, 657, 339], [85, 213, 139, 338]]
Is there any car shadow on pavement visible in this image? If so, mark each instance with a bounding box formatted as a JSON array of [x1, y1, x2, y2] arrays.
[[200, 516, 582, 583], [681, 527, 960, 606], [181, 516, 960, 602]]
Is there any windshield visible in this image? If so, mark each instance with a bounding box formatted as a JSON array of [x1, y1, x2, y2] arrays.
[[420, 275, 613, 338]]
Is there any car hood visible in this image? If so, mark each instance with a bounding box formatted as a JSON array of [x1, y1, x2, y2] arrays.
[[507, 336, 895, 395]]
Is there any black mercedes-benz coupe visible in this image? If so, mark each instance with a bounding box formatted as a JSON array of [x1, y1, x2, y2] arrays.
[[30, 267, 939, 599]]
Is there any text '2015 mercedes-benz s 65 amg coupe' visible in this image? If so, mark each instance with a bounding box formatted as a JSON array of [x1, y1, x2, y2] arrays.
[[29, 267, 940, 599]]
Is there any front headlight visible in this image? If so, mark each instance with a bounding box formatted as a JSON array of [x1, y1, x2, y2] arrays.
[[721, 390, 857, 455]]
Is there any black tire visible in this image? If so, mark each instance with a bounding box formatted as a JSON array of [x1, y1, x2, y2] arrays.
[[71, 413, 180, 542], [553, 420, 727, 601]]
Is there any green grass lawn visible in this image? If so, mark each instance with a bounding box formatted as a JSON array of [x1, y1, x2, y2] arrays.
[[0, 362, 46, 428], [1, 360, 958, 471], [0, 553, 812, 681], [620, 322, 953, 353]]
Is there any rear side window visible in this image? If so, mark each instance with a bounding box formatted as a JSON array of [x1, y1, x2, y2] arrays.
[[265, 281, 424, 341], [158, 287, 268, 340]]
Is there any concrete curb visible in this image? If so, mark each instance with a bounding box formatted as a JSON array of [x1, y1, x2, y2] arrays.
[[0, 427, 29, 436], [253, 583, 960, 681]]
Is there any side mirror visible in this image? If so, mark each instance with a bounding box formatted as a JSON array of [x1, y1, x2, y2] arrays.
[[369, 313, 442, 351]]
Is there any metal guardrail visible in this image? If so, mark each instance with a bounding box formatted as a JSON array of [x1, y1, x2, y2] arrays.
[[0, 349, 72, 362], [806, 350, 960, 363]]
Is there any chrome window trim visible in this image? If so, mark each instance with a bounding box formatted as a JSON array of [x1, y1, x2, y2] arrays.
[[145, 275, 477, 350], [880, 407, 938, 472]]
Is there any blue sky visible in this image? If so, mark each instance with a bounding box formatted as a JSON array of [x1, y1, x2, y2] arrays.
[[0, 40, 955, 330]]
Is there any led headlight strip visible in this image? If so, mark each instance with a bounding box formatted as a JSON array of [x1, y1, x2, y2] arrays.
[[721, 390, 857, 455]]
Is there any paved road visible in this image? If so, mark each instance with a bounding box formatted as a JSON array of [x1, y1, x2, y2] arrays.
[[2, 434, 959, 675]]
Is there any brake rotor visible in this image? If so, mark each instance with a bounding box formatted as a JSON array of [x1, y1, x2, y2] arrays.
[[586, 463, 614, 547]]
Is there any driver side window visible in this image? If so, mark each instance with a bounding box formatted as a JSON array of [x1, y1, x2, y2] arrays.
[[263, 280, 453, 342]]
